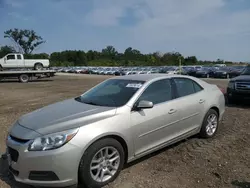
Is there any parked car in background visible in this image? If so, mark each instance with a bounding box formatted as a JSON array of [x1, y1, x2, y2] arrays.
[[214, 64, 226, 67], [195, 67, 215, 78], [228, 66, 245, 78], [227, 65, 250, 103], [213, 67, 231, 79], [0, 53, 50, 71], [6, 74, 225, 188], [183, 66, 197, 77], [166, 66, 180, 74]]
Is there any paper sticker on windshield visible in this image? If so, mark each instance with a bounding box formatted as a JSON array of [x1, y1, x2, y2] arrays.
[[126, 83, 142, 88]]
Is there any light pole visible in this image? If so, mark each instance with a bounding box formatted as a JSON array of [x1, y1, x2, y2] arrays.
[[179, 57, 182, 74]]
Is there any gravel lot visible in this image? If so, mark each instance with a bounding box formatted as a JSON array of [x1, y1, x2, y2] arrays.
[[0, 74, 250, 188]]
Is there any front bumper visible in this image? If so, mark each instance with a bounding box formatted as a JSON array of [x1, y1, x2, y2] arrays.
[[227, 88, 250, 99], [6, 135, 82, 187]]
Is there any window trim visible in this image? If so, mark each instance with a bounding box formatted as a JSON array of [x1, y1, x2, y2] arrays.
[[17, 55, 22, 60], [131, 78, 174, 111], [6, 54, 16, 60], [171, 77, 204, 99]]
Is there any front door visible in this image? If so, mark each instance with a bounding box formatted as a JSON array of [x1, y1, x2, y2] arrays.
[[4, 54, 17, 69]]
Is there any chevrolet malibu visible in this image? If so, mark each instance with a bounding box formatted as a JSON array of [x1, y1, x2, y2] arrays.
[[6, 74, 225, 188]]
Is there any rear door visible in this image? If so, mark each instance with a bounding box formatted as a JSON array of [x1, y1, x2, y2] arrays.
[[16, 54, 24, 68], [131, 78, 182, 156], [171, 77, 206, 135]]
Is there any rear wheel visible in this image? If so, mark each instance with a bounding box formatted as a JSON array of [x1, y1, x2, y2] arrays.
[[34, 63, 43, 70], [78, 138, 125, 188], [199, 109, 219, 138], [18, 74, 29, 83]]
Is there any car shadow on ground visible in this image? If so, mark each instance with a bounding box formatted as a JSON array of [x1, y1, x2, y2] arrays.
[[231, 180, 250, 188]]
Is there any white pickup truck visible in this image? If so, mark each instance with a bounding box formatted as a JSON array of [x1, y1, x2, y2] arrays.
[[0, 53, 50, 71]]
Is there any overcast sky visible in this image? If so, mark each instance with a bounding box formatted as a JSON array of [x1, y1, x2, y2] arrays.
[[0, 0, 249, 62]]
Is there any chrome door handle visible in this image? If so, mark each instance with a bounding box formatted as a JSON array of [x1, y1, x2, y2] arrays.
[[199, 99, 205, 104], [168, 109, 177, 114]]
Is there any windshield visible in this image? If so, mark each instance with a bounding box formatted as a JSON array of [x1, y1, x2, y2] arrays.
[[76, 79, 145, 107], [241, 66, 250, 75]]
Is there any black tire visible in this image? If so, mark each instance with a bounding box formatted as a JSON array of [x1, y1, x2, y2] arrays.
[[78, 138, 125, 188], [18, 74, 29, 83], [34, 63, 43, 70], [199, 109, 219, 138]]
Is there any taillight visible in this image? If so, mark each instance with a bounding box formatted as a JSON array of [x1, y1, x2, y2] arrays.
[[218, 87, 226, 94]]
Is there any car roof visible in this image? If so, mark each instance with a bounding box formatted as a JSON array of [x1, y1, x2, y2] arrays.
[[110, 73, 197, 82]]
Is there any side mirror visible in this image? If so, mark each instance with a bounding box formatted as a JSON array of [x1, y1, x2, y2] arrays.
[[4, 57, 7, 61], [135, 100, 154, 110]]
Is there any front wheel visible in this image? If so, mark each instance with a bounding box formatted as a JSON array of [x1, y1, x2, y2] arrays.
[[78, 138, 125, 188], [199, 109, 219, 138]]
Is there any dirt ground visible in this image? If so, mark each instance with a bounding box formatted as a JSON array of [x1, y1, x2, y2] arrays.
[[0, 74, 249, 188]]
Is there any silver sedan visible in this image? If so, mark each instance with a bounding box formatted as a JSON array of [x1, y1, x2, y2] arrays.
[[6, 74, 225, 188]]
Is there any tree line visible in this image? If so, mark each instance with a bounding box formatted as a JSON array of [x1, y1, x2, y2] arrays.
[[0, 28, 245, 67]]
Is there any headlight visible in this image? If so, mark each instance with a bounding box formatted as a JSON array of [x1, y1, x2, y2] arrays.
[[228, 81, 235, 89], [28, 128, 79, 151]]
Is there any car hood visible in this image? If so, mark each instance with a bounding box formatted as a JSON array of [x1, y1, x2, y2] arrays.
[[231, 75, 250, 81], [17, 98, 117, 136]]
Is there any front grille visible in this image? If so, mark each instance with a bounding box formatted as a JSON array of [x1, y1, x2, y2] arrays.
[[235, 82, 250, 91], [8, 147, 19, 162]]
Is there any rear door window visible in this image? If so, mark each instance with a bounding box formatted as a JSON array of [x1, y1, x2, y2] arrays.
[[173, 78, 203, 98]]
